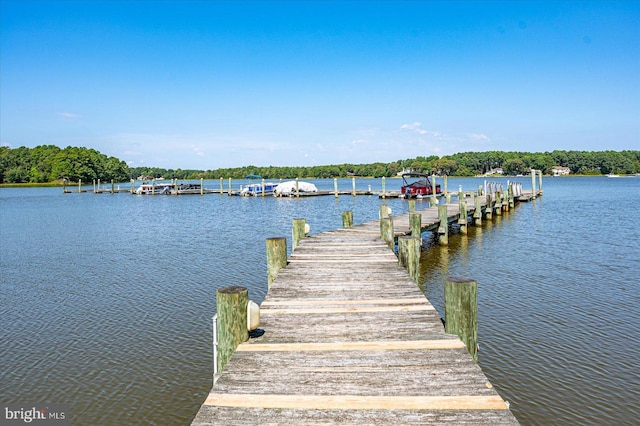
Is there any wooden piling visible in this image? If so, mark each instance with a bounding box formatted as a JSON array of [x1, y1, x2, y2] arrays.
[[292, 218, 306, 249], [334, 178, 338, 198], [538, 170, 543, 194], [295, 178, 300, 198], [130, 179, 134, 194], [216, 286, 249, 373], [531, 169, 536, 199], [444, 276, 478, 362], [380, 217, 394, 249], [266, 238, 287, 288], [397, 236, 421, 283], [485, 195, 493, 220], [430, 175, 438, 207], [381, 176, 386, 199], [508, 184, 515, 209], [495, 192, 502, 215], [458, 198, 468, 235], [438, 205, 449, 245], [408, 199, 416, 212], [342, 211, 353, 228], [78, 179, 82, 193], [473, 196, 482, 226], [379, 204, 390, 219], [220, 177, 223, 194], [352, 177, 356, 197], [409, 212, 421, 237]]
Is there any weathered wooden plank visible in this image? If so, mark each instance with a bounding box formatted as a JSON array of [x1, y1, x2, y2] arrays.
[[204, 394, 508, 410], [237, 339, 464, 352]]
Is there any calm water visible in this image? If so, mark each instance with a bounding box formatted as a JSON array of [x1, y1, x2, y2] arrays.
[[1, 177, 638, 425]]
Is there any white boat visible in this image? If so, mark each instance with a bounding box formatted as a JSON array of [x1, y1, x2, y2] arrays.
[[274, 180, 318, 197], [240, 182, 278, 197], [606, 173, 620, 178], [135, 183, 173, 195]]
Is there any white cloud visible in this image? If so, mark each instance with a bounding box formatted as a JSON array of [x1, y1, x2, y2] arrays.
[[58, 112, 80, 119], [468, 133, 491, 142]]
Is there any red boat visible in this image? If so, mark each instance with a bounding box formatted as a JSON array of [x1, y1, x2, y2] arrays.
[[400, 173, 442, 198]]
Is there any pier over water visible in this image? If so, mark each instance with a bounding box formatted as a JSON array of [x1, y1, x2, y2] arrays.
[[191, 188, 536, 424]]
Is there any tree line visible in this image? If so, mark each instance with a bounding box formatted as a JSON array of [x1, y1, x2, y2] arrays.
[[2, 145, 639, 184]]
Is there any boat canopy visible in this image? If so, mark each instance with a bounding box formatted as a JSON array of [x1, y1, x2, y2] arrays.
[[245, 174, 262, 179], [274, 180, 318, 195]]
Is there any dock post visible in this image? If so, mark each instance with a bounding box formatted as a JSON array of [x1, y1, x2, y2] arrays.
[[477, 184, 483, 196], [473, 196, 482, 225], [485, 194, 493, 219], [216, 286, 249, 373], [94, 179, 97, 193], [342, 211, 353, 228], [446, 192, 452, 204], [430, 175, 438, 206], [397, 236, 421, 283], [409, 212, 421, 237], [111, 179, 114, 194], [495, 192, 502, 215], [379, 204, 390, 219], [228, 178, 232, 194], [531, 169, 536, 199], [538, 170, 543, 195], [352, 177, 356, 196], [380, 217, 394, 249], [152, 178, 155, 195], [292, 218, 306, 249], [220, 178, 223, 194], [334, 178, 338, 198], [381, 176, 386, 199], [201, 178, 204, 195], [508, 183, 515, 209], [444, 276, 478, 362], [458, 198, 468, 234], [295, 177, 300, 198], [408, 199, 416, 212], [130, 179, 134, 194], [438, 205, 449, 245], [444, 175, 448, 195], [63, 178, 66, 194], [266, 237, 287, 288], [261, 178, 265, 197]]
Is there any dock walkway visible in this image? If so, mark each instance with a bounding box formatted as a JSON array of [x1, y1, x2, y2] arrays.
[[192, 196, 525, 424]]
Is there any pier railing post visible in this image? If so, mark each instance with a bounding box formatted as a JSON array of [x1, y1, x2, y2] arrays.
[[380, 217, 394, 249], [438, 205, 449, 245], [444, 276, 478, 362], [342, 211, 353, 228], [398, 236, 421, 283], [266, 237, 287, 288], [409, 212, 421, 237], [458, 198, 468, 234], [216, 286, 249, 373], [292, 218, 306, 250]]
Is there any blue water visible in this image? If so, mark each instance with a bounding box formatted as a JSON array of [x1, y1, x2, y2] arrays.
[[1, 176, 638, 425]]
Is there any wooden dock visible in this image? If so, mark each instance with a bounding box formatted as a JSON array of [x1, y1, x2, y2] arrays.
[[191, 193, 533, 424]]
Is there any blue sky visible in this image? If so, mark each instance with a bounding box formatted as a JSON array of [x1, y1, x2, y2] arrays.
[[1, 1, 638, 169]]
